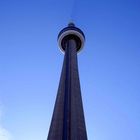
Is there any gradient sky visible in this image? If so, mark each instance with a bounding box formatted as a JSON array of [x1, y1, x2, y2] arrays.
[[0, 0, 140, 140]]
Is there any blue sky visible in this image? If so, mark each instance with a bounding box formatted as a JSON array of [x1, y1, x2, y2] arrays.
[[0, 0, 140, 140]]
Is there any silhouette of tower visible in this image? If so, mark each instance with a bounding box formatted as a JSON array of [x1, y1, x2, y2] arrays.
[[47, 23, 87, 140]]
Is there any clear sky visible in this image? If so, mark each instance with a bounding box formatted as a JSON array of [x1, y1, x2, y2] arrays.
[[0, 0, 140, 140]]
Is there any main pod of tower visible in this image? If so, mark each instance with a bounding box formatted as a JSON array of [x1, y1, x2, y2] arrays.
[[58, 22, 85, 53], [47, 23, 87, 140]]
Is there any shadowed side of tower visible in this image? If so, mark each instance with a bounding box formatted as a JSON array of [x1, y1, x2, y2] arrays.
[[47, 23, 87, 140]]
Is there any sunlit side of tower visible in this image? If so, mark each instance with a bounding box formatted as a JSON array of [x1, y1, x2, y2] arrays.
[[47, 23, 87, 140]]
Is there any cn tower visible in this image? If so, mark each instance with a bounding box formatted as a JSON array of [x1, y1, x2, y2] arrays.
[[47, 23, 87, 140]]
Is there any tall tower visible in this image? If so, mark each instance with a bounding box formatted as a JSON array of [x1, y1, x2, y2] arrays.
[[47, 23, 87, 140]]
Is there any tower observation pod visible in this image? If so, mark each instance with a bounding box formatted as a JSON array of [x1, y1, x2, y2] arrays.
[[58, 22, 85, 53], [47, 23, 87, 140]]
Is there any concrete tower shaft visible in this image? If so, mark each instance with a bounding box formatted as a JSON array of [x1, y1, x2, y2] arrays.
[[47, 23, 87, 140]]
